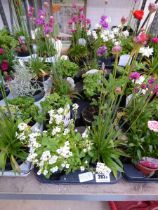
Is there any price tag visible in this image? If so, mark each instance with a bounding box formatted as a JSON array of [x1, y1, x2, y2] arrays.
[[79, 172, 94, 183], [95, 173, 110, 183]]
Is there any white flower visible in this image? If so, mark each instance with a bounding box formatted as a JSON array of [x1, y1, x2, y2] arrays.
[[37, 170, 42, 175], [63, 129, 70, 136], [18, 123, 28, 131], [49, 155, 58, 164], [122, 30, 129, 37], [83, 148, 87, 153], [41, 151, 51, 161], [54, 115, 63, 125], [72, 103, 79, 111], [16, 132, 26, 141], [102, 36, 109, 42], [82, 129, 89, 139], [80, 166, 85, 171], [51, 166, 58, 173], [60, 55, 69, 60], [94, 23, 101, 29], [48, 109, 55, 117], [92, 30, 98, 40], [78, 38, 87, 46], [87, 30, 91, 36], [139, 46, 153, 58], [66, 164, 70, 169], [114, 41, 121, 46], [108, 33, 115, 39], [112, 27, 119, 35], [57, 108, 64, 114], [61, 163, 65, 168], [43, 170, 48, 176], [52, 127, 61, 136]]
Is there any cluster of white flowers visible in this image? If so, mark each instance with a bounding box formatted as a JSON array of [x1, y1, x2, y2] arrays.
[[16, 122, 29, 142], [96, 162, 111, 174], [82, 128, 93, 153], [139, 46, 153, 58], [48, 105, 70, 125], [57, 141, 72, 158]]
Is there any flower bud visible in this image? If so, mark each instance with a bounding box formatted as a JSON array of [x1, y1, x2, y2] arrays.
[[148, 3, 158, 13]]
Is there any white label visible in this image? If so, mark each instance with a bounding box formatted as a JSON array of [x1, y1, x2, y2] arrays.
[[79, 172, 94, 183], [95, 173, 110, 183], [119, 54, 132, 67]]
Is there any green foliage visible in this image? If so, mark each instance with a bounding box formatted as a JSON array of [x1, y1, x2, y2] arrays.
[[36, 37, 56, 57], [126, 98, 158, 161], [55, 59, 79, 78], [0, 29, 17, 50], [0, 112, 28, 172], [68, 44, 88, 65], [120, 36, 134, 55], [40, 93, 71, 120], [7, 96, 40, 123], [83, 71, 103, 98], [29, 57, 50, 76]]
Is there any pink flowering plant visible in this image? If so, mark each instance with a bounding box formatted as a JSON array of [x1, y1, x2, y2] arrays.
[[27, 2, 57, 57]]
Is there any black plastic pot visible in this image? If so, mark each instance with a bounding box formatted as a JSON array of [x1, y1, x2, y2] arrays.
[[98, 56, 115, 68], [30, 80, 45, 102], [37, 74, 50, 83], [17, 51, 30, 57], [0, 86, 10, 101], [5, 157, 23, 171], [74, 70, 86, 83], [82, 105, 99, 125]]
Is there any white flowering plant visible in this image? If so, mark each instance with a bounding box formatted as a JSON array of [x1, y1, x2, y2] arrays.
[[0, 110, 31, 172], [27, 104, 94, 178]]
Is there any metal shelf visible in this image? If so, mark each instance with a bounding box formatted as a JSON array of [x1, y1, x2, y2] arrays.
[[0, 172, 158, 201]]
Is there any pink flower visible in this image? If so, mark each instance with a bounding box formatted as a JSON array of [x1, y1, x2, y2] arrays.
[[134, 32, 148, 45], [121, 16, 128, 25], [1, 60, 9, 72], [79, 7, 85, 12], [79, 14, 85, 22], [85, 18, 91, 25], [129, 72, 140, 81], [148, 121, 158, 132], [148, 3, 158, 13], [151, 37, 158, 43], [72, 15, 79, 23], [112, 45, 122, 54], [0, 48, 4, 55], [115, 87, 122, 94]]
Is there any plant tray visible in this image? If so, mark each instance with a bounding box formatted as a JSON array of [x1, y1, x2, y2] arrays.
[[33, 168, 122, 184], [0, 161, 32, 177], [123, 164, 158, 182]]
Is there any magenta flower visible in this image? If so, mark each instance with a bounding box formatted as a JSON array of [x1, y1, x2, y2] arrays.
[[97, 46, 107, 57], [141, 83, 147, 89], [112, 45, 122, 54], [151, 37, 158, 43], [148, 3, 158, 13], [85, 18, 91, 25], [148, 77, 155, 85], [72, 15, 79, 23], [0, 48, 4, 55], [148, 121, 158, 132], [1, 60, 9, 72], [35, 17, 45, 26], [129, 72, 140, 81], [79, 13, 85, 22], [44, 24, 53, 34]]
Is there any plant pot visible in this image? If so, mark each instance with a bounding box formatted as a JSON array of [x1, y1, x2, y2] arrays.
[[5, 157, 23, 171], [82, 105, 98, 125], [17, 51, 30, 57], [74, 70, 86, 83], [0, 86, 10, 101], [30, 80, 45, 102], [98, 56, 115, 68], [135, 163, 158, 176]]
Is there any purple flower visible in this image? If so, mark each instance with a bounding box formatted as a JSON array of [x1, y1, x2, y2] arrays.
[[112, 45, 122, 54], [129, 72, 140, 81], [44, 24, 53, 34], [99, 16, 109, 29], [148, 77, 155, 85], [97, 46, 107, 57], [35, 17, 45, 26], [141, 83, 147, 89]]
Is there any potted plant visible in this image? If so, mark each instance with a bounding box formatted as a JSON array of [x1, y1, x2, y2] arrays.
[[0, 109, 31, 173], [7, 96, 41, 129], [8, 62, 45, 102], [28, 104, 93, 180]]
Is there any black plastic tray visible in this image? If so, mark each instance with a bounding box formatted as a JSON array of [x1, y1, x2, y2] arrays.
[[123, 163, 158, 183], [34, 168, 122, 184]]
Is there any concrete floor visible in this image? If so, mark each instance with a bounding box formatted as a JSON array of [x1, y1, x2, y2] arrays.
[[0, 201, 110, 210]]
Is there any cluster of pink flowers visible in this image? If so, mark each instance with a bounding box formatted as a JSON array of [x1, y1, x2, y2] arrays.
[[129, 73, 158, 96], [151, 37, 158, 43], [134, 32, 148, 45], [68, 5, 91, 33], [112, 45, 122, 54], [148, 121, 158, 132], [28, 2, 55, 35]]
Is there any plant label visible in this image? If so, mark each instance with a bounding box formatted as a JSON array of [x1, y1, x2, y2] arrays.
[[119, 54, 132, 67], [79, 172, 94, 183], [95, 173, 110, 183]]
